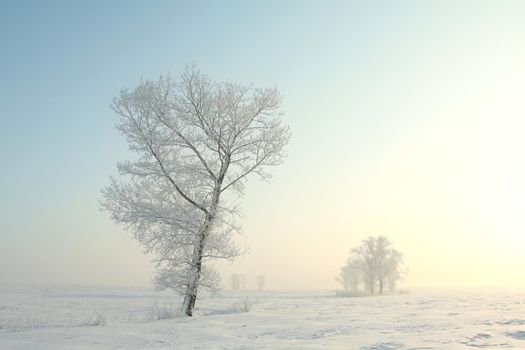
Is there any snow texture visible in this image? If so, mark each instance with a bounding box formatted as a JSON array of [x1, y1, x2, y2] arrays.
[[0, 286, 524, 349]]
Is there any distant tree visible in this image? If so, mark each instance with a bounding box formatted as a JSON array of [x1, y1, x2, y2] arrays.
[[383, 247, 404, 293], [230, 274, 241, 291], [101, 64, 290, 316], [336, 259, 360, 292], [352, 238, 378, 294], [350, 236, 404, 295], [387, 266, 401, 292], [240, 274, 247, 291], [256, 275, 266, 291]]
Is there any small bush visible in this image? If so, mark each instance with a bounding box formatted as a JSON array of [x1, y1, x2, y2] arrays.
[[147, 303, 181, 320], [228, 298, 258, 313], [87, 311, 107, 326]]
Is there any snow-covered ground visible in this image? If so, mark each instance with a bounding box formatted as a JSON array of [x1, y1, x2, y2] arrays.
[[0, 285, 524, 349]]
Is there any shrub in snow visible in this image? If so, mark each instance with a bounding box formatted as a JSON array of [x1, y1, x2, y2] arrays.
[[228, 299, 258, 313], [87, 311, 107, 326], [148, 303, 182, 320]]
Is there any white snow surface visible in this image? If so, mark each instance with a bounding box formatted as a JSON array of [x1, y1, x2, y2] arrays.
[[0, 285, 524, 349]]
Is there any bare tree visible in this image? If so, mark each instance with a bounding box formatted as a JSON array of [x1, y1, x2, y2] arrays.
[[256, 275, 266, 291], [101, 64, 290, 316]]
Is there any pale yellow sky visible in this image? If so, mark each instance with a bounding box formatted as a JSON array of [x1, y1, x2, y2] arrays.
[[218, 10, 525, 289]]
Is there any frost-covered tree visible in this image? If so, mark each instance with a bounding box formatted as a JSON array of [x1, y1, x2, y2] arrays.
[[336, 259, 361, 292], [387, 264, 403, 292], [256, 275, 266, 291], [350, 236, 404, 295], [352, 238, 377, 294], [101, 64, 290, 316]]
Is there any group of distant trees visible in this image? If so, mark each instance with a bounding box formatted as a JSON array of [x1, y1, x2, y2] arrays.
[[337, 236, 405, 295], [230, 274, 266, 291]]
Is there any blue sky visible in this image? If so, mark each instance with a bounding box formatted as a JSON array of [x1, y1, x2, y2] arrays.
[[1, 1, 524, 288]]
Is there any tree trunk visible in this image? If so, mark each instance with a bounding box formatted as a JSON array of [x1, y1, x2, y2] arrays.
[[379, 279, 383, 295], [182, 162, 228, 317], [182, 233, 206, 316], [182, 188, 221, 316]]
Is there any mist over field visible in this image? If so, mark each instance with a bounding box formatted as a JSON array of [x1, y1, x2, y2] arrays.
[[1, 1, 525, 349]]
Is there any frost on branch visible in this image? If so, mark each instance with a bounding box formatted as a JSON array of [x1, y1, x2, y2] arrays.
[[101, 63, 290, 316]]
